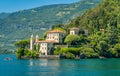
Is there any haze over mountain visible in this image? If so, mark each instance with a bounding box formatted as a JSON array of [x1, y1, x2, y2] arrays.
[[0, 0, 101, 50]]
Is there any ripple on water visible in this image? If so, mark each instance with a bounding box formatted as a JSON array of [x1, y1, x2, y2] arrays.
[[0, 55, 120, 76]]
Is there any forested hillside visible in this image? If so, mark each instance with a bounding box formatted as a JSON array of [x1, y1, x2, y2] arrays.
[[66, 0, 120, 32], [57, 0, 120, 58], [0, 0, 101, 50]]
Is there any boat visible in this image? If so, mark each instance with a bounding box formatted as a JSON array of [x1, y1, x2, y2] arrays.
[[4, 58, 11, 60]]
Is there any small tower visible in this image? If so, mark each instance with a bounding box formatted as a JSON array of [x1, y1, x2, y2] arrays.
[[30, 34, 34, 51], [36, 35, 39, 42]]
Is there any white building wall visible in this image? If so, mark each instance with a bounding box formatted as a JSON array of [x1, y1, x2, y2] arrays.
[[39, 42, 54, 55], [70, 29, 79, 35], [39, 43, 47, 55], [30, 35, 34, 51], [70, 30, 75, 35], [46, 33, 60, 43]]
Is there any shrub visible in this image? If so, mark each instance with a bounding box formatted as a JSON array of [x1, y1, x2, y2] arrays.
[[114, 44, 120, 52], [80, 47, 99, 58], [66, 52, 75, 59], [54, 47, 81, 56], [107, 48, 118, 58]]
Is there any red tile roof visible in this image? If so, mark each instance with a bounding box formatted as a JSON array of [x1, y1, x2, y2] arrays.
[[36, 40, 58, 43], [70, 28, 79, 30], [48, 30, 64, 33]]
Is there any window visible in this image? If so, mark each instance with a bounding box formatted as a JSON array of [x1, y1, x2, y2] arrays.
[[45, 47, 46, 50], [45, 43, 47, 46]]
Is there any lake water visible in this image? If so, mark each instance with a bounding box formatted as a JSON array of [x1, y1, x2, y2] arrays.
[[0, 54, 120, 76]]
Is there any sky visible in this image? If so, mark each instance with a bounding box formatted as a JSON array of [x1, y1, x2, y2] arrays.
[[0, 0, 80, 13]]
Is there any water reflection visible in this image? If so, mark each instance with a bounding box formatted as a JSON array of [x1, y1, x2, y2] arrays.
[[29, 59, 48, 66], [27, 59, 61, 76], [28, 59, 61, 67], [27, 59, 120, 76]]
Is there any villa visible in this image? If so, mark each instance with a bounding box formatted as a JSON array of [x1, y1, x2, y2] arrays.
[[46, 30, 66, 44], [30, 29, 66, 55], [70, 28, 80, 35], [30, 28, 88, 56], [70, 27, 88, 36]]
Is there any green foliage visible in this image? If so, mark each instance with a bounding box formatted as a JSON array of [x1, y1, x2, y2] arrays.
[[34, 44, 40, 52], [114, 44, 120, 57], [64, 35, 87, 46], [29, 51, 39, 58], [54, 47, 62, 55], [67, 48, 81, 55], [66, 52, 75, 59], [15, 39, 30, 48], [16, 48, 25, 59], [64, 35, 80, 45], [54, 47, 99, 58], [53, 28, 66, 34], [80, 47, 99, 58], [114, 44, 120, 52], [54, 0, 120, 59], [43, 30, 50, 38], [52, 24, 65, 29], [16, 48, 39, 59], [107, 48, 118, 58], [67, 0, 120, 33], [54, 47, 80, 59], [99, 41, 108, 50], [54, 47, 81, 55]]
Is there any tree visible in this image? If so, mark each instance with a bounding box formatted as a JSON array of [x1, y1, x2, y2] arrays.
[[114, 44, 120, 52], [16, 48, 25, 58], [114, 44, 120, 57], [107, 48, 118, 58], [43, 30, 50, 38], [80, 47, 99, 58], [15, 39, 30, 49], [64, 35, 81, 45], [66, 52, 75, 59], [52, 24, 65, 29], [98, 40, 109, 56]]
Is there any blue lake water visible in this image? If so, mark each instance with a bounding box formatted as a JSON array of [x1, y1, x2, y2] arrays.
[[0, 54, 120, 76]]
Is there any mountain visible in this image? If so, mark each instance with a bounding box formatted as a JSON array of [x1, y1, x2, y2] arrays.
[[0, 13, 10, 19], [67, 0, 120, 32], [0, 0, 101, 50]]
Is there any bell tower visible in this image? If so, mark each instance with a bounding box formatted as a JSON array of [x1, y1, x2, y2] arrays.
[[30, 34, 34, 50], [36, 35, 39, 42]]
